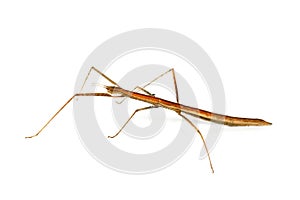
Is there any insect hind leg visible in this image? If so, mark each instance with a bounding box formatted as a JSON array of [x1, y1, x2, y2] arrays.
[[178, 113, 214, 173]]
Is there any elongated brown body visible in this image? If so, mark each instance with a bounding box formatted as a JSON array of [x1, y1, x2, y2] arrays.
[[106, 86, 271, 127], [26, 66, 272, 173]]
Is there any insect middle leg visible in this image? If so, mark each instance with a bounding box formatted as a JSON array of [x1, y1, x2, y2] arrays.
[[143, 68, 179, 103], [116, 68, 180, 105], [107, 106, 157, 138]]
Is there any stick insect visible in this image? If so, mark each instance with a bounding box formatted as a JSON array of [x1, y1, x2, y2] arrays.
[[26, 67, 272, 173]]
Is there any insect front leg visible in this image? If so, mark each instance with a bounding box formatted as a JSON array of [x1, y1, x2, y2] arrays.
[[107, 106, 157, 138]]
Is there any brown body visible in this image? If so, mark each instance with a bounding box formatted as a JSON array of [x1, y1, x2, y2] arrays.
[[106, 86, 272, 127]]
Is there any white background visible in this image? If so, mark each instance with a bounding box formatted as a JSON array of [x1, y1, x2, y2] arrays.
[[1, 1, 299, 199]]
